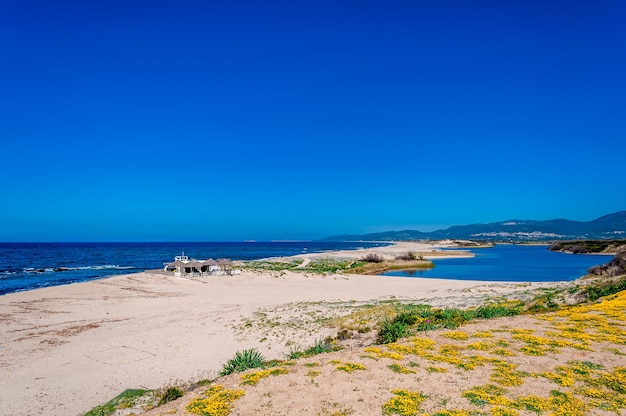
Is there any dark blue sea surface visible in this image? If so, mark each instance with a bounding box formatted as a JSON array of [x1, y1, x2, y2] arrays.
[[383, 244, 612, 282], [0, 241, 389, 295]]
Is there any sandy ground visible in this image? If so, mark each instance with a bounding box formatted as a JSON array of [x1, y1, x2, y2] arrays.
[[291, 241, 476, 261], [0, 243, 573, 416], [147, 295, 626, 416]]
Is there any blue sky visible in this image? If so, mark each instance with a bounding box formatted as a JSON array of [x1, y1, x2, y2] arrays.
[[1, 1, 624, 242]]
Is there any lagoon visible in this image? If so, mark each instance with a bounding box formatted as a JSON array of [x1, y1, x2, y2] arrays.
[[383, 244, 611, 282]]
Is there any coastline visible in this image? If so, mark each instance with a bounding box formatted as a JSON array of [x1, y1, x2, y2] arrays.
[[0, 241, 391, 296], [0, 242, 567, 416]]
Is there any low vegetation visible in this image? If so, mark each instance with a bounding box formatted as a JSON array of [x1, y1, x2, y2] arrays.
[[378, 317, 412, 344], [240, 367, 289, 386], [383, 389, 428, 416], [549, 239, 626, 254], [157, 386, 183, 406], [361, 253, 384, 263], [83, 389, 153, 416], [219, 349, 265, 376], [395, 251, 424, 261], [239, 255, 435, 276], [186, 385, 245, 416], [239, 258, 366, 274], [84, 247, 626, 416], [347, 260, 435, 275], [374, 271, 626, 346], [579, 274, 626, 301], [376, 303, 523, 344], [288, 337, 342, 359]]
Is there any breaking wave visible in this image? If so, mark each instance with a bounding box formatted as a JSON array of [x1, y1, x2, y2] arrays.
[[0, 265, 136, 277], [25, 265, 135, 273]]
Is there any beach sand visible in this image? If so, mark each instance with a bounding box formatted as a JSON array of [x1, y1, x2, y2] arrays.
[[0, 243, 571, 416]]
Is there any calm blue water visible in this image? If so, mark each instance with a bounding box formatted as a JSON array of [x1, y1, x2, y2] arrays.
[[383, 244, 612, 282], [0, 241, 389, 295]]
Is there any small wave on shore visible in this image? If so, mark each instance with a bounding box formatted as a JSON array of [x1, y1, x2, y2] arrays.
[[0, 265, 140, 295], [1, 265, 136, 278], [21, 265, 136, 274]]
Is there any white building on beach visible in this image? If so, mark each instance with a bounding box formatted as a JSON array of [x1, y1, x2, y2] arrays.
[[164, 254, 239, 277]]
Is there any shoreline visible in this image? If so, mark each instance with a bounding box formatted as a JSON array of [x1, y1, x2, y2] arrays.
[[0, 241, 391, 297], [0, 242, 569, 416], [0, 241, 471, 297]]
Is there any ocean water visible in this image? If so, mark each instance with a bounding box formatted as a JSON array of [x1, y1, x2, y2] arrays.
[[1, 243, 614, 295], [383, 244, 612, 282], [0, 241, 388, 295]]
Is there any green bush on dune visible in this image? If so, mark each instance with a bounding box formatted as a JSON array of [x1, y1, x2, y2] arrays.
[[377, 318, 411, 344], [157, 386, 184, 406], [219, 348, 266, 376], [83, 389, 151, 416]]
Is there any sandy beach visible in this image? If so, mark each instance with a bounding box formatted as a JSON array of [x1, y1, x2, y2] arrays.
[[0, 243, 574, 415]]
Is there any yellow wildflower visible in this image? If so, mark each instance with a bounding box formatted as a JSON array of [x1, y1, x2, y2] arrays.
[[186, 385, 245, 416]]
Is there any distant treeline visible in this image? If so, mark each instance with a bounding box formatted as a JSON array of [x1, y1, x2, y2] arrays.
[[549, 239, 626, 254]]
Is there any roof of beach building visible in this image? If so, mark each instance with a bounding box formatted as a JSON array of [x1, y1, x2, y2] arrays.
[[166, 259, 219, 268]]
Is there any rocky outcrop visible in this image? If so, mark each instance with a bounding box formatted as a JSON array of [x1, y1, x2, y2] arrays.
[[587, 252, 626, 277]]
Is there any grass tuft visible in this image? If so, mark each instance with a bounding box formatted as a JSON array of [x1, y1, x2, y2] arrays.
[[157, 386, 184, 406], [377, 318, 410, 344], [219, 349, 265, 376]]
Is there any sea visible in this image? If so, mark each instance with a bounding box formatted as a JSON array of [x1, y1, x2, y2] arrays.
[[0, 241, 389, 296], [383, 244, 612, 282], [0, 242, 614, 296]]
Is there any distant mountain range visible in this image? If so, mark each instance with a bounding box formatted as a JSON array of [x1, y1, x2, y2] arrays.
[[322, 211, 626, 242]]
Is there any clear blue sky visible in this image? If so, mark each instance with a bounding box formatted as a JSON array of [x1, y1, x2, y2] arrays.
[[1, 1, 624, 242]]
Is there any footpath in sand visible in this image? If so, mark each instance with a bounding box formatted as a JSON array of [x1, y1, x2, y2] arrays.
[[0, 242, 586, 416]]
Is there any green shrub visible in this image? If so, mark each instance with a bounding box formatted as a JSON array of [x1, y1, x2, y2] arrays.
[[304, 337, 336, 355], [287, 346, 304, 360], [362, 253, 384, 263], [157, 387, 183, 406], [286, 338, 340, 360], [219, 349, 265, 376], [583, 277, 626, 301], [394, 311, 419, 326], [415, 305, 436, 319], [395, 251, 419, 261], [83, 403, 115, 416], [336, 328, 352, 340], [438, 307, 471, 328], [416, 320, 437, 331], [377, 318, 409, 344]]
